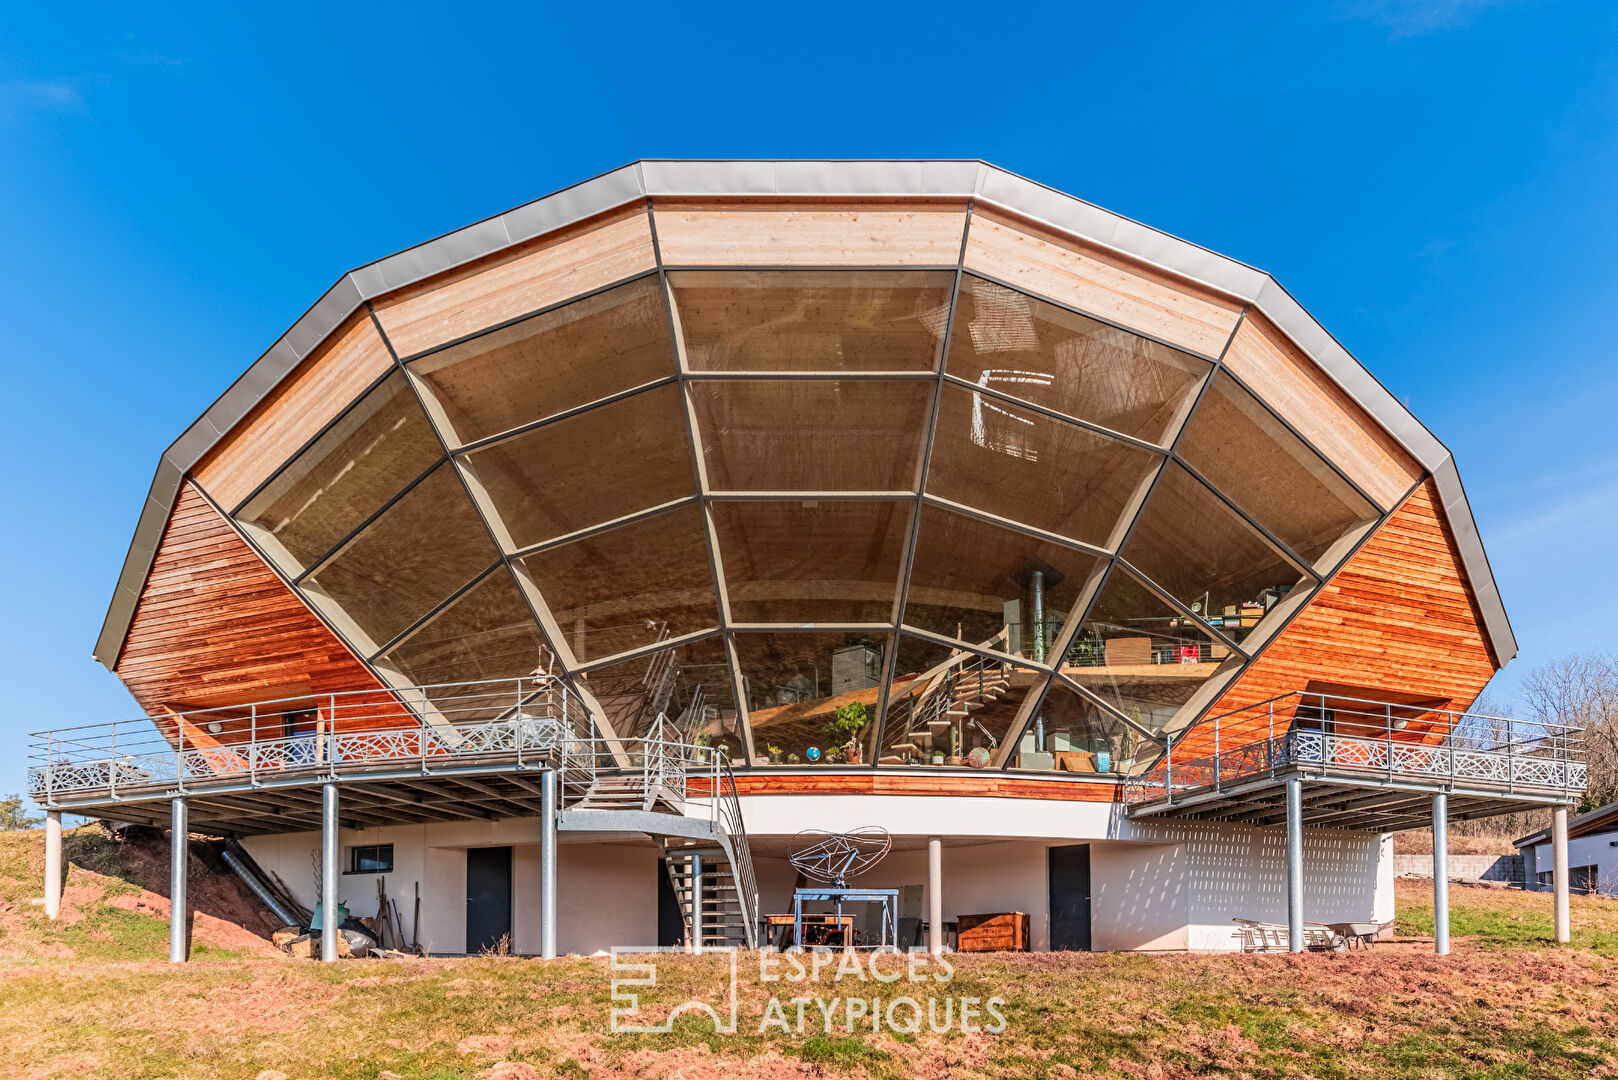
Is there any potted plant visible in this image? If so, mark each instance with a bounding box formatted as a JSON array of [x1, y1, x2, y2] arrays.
[[693, 731, 710, 764], [786, 752, 800, 765], [822, 702, 868, 766], [767, 744, 784, 765]]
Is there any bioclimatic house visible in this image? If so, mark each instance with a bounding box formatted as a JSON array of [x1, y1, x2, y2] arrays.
[[32, 161, 1585, 959]]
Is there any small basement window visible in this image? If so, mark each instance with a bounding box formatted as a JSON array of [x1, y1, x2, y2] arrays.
[[347, 844, 394, 874]]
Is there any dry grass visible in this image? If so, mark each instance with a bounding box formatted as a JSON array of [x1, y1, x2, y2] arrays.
[[3, 829, 1618, 1078]]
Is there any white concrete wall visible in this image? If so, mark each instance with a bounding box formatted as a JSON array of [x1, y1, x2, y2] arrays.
[[238, 791, 1392, 956], [242, 821, 657, 955]]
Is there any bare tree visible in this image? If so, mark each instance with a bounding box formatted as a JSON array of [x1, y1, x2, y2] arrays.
[[1520, 652, 1618, 812]]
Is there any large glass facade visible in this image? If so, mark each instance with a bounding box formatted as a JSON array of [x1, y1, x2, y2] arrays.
[[236, 253, 1388, 770]]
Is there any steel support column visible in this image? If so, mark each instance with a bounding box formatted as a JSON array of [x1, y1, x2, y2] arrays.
[[170, 797, 187, 963], [928, 836, 943, 956], [1285, 777, 1303, 953], [1553, 804, 1570, 944], [690, 853, 704, 956], [541, 768, 558, 960], [321, 783, 339, 963], [1432, 793, 1449, 955], [44, 810, 62, 920]]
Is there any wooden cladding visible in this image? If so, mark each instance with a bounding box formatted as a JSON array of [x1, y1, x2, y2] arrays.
[[1220, 313, 1421, 510], [711, 772, 1122, 802], [115, 481, 397, 722], [962, 208, 1244, 359], [372, 206, 658, 359], [193, 314, 395, 512], [1177, 480, 1498, 758], [651, 199, 970, 267]]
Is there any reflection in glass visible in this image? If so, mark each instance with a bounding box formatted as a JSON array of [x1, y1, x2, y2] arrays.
[[376, 569, 547, 719], [735, 632, 888, 765], [878, 636, 1045, 766], [580, 636, 739, 755], [463, 383, 695, 548], [904, 503, 1105, 656], [1007, 683, 1139, 776], [237, 372, 442, 574], [1064, 567, 1227, 735], [714, 500, 908, 624], [302, 464, 499, 654], [519, 504, 719, 664], [691, 380, 930, 492], [1177, 371, 1379, 571], [946, 275, 1211, 444], [926, 381, 1160, 547], [1119, 463, 1310, 646], [408, 275, 676, 445], [670, 270, 954, 372]]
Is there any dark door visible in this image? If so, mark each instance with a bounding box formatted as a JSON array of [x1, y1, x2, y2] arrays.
[[466, 847, 513, 954], [657, 858, 685, 946], [1049, 844, 1091, 951]]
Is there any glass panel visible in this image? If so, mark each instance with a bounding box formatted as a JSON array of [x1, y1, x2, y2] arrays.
[[408, 276, 676, 445], [1177, 371, 1379, 571], [691, 380, 930, 492], [237, 371, 442, 575], [520, 504, 719, 665], [713, 500, 908, 624], [926, 381, 1160, 547], [375, 569, 547, 719], [736, 632, 887, 765], [670, 270, 954, 372], [946, 275, 1211, 444], [1007, 683, 1140, 776], [463, 383, 695, 548], [580, 635, 738, 751], [878, 636, 1044, 766], [1063, 567, 1227, 735], [1119, 462, 1310, 646], [302, 464, 499, 653], [904, 503, 1105, 657]]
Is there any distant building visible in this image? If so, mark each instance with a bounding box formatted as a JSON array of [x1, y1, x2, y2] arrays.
[[31, 161, 1585, 959], [1516, 802, 1618, 895]]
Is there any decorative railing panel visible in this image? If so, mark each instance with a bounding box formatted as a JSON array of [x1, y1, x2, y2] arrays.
[[1124, 691, 1585, 808]]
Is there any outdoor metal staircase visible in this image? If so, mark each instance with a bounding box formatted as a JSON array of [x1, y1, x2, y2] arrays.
[[664, 845, 753, 948]]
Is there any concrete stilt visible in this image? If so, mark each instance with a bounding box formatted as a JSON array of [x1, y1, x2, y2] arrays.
[[1432, 793, 1450, 955], [170, 797, 188, 963], [44, 810, 62, 920], [1553, 804, 1571, 944], [928, 835, 943, 955], [690, 852, 704, 956], [541, 768, 557, 960], [321, 783, 339, 963], [1286, 777, 1303, 953]]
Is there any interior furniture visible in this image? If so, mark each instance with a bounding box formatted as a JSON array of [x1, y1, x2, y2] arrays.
[[792, 887, 898, 948]]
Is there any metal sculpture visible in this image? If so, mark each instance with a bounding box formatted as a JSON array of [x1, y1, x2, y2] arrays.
[[789, 827, 891, 888]]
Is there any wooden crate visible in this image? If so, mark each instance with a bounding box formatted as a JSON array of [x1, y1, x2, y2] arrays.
[[956, 912, 1030, 952]]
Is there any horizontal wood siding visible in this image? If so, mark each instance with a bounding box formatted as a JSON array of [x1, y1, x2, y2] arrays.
[[372, 206, 658, 358], [652, 199, 970, 266], [1175, 480, 1499, 759], [193, 314, 396, 512], [115, 481, 400, 724], [963, 208, 1243, 359], [705, 772, 1121, 802]]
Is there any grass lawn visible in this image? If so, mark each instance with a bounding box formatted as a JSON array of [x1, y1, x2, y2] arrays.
[[3, 828, 1618, 1079]]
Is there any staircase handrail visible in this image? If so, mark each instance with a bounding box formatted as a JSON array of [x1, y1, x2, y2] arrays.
[[711, 747, 760, 949]]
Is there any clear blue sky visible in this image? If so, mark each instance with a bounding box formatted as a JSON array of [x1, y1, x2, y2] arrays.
[[3, 2, 1616, 803]]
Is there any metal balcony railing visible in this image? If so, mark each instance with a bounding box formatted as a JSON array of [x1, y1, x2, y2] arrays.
[[1123, 691, 1587, 808]]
